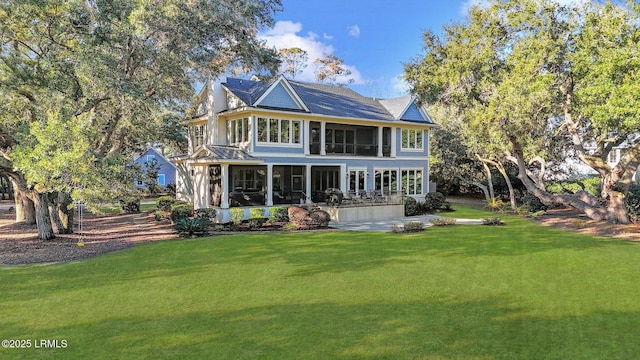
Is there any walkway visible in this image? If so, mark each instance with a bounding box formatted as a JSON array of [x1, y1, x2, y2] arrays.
[[331, 214, 483, 232]]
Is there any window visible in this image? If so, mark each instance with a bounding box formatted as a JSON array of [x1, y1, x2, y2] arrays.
[[157, 174, 166, 186], [325, 124, 375, 155], [608, 149, 619, 163], [191, 124, 206, 148], [229, 166, 267, 206], [229, 118, 249, 144], [375, 169, 398, 195], [146, 155, 155, 164], [257, 117, 301, 144], [401, 129, 423, 150], [401, 169, 423, 195], [231, 167, 266, 191]]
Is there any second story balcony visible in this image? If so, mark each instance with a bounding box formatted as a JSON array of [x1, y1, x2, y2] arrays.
[[309, 122, 392, 157]]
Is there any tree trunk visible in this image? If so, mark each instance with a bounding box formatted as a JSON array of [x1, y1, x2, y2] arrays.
[[56, 192, 74, 234], [11, 180, 25, 222], [9, 176, 36, 224], [31, 192, 55, 240], [479, 158, 495, 200], [22, 192, 36, 224], [48, 193, 64, 234], [508, 136, 630, 224], [495, 161, 517, 210]]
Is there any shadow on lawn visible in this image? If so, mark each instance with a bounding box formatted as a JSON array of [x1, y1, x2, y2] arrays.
[[5, 300, 640, 359], [208, 225, 627, 277], [1, 226, 630, 301]]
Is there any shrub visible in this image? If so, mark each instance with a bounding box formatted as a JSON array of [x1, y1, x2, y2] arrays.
[[174, 218, 209, 237], [229, 208, 245, 225], [439, 202, 453, 212], [626, 184, 640, 224], [521, 193, 547, 213], [156, 196, 175, 212], [391, 224, 402, 233], [268, 206, 289, 224], [119, 197, 140, 213], [430, 217, 456, 226], [403, 196, 418, 216], [170, 203, 193, 223], [403, 221, 425, 232], [248, 218, 263, 229], [485, 197, 507, 212], [249, 207, 265, 219], [288, 206, 309, 226], [165, 183, 176, 196], [424, 192, 446, 212], [309, 209, 331, 227], [153, 210, 171, 221], [283, 222, 298, 230], [247, 208, 265, 229], [482, 217, 504, 225], [194, 208, 217, 223]]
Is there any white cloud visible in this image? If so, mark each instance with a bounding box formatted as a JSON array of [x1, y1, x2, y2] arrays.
[[347, 25, 361, 38], [260, 20, 365, 85], [323, 33, 334, 40], [391, 75, 411, 97], [262, 20, 303, 36]]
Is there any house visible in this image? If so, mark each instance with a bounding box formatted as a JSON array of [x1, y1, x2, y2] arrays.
[[554, 140, 640, 182], [133, 147, 176, 189], [171, 76, 437, 221], [605, 145, 640, 182]]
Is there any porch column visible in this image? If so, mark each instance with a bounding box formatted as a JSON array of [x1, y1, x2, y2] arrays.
[[220, 163, 229, 209], [305, 165, 312, 204], [377, 126, 383, 157], [340, 164, 347, 193], [266, 164, 273, 206], [303, 120, 310, 155], [391, 128, 397, 157], [320, 121, 326, 156]]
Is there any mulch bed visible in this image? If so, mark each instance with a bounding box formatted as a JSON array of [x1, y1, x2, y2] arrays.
[[534, 207, 640, 241], [0, 209, 178, 266]]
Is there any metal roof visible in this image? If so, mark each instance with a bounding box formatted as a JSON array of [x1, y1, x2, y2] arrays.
[[222, 77, 434, 124]]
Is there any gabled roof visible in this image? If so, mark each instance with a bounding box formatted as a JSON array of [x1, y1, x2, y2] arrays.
[[132, 147, 176, 168], [221, 77, 436, 125], [222, 78, 271, 108], [254, 76, 309, 112], [378, 96, 433, 123]]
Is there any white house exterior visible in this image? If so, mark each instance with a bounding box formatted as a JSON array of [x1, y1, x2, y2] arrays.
[[171, 76, 437, 220]]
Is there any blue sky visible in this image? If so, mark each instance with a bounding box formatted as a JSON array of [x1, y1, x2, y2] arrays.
[[259, 0, 477, 99]]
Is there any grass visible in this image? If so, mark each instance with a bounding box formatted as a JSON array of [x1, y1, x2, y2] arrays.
[[2, 207, 640, 359], [97, 202, 157, 214]]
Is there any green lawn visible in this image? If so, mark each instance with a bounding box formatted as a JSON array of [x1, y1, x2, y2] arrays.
[[2, 208, 640, 359], [97, 202, 157, 214]]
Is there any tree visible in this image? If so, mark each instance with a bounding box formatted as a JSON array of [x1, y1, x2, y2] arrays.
[[427, 106, 488, 198], [405, 0, 640, 223], [0, 0, 282, 239], [278, 47, 308, 79], [313, 54, 354, 86]]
